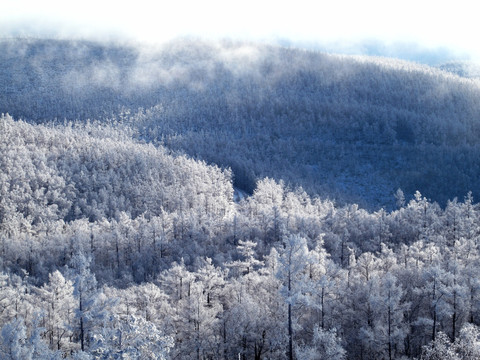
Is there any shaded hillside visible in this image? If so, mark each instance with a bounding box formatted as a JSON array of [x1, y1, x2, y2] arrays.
[[3, 115, 480, 359], [2, 38, 480, 208]]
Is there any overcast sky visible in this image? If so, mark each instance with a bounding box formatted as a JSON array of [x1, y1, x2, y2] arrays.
[[1, 0, 478, 62]]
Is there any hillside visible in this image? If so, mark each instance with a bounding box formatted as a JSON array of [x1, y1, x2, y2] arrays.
[[437, 61, 480, 79], [2, 113, 480, 359], [3, 38, 480, 358], [2, 38, 480, 208]]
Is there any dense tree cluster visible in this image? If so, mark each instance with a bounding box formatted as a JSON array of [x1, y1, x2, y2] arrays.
[[2, 39, 480, 208], [1, 116, 480, 358]]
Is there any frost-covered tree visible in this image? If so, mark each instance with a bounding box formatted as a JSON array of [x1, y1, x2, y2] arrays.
[[37, 271, 76, 353], [277, 234, 315, 360], [295, 326, 345, 360], [0, 318, 60, 360], [89, 314, 173, 360], [67, 254, 102, 353]]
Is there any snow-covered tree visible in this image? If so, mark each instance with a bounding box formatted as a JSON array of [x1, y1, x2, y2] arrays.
[[277, 234, 315, 360], [37, 271, 76, 353], [89, 314, 173, 359]]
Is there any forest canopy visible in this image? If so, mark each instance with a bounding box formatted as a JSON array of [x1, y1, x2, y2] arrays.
[[2, 38, 480, 208], [2, 38, 480, 359], [2, 114, 480, 359]]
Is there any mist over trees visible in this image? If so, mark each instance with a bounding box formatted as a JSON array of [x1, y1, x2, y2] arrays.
[[2, 38, 480, 208], [2, 38, 480, 359]]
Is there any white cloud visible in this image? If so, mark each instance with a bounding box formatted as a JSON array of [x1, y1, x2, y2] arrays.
[[1, 0, 479, 60]]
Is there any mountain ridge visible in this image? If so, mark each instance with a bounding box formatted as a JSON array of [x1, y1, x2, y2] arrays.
[[2, 37, 480, 209]]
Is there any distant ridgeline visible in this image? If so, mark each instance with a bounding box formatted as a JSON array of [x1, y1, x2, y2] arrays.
[[437, 61, 480, 79], [2, 38, 480, 209]]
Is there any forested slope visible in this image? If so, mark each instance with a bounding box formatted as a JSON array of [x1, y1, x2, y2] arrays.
[[1, 115, 480, 359], [2, 38, 480, 208], [2, 38, 480, 359], [0, 115, 234, 277]]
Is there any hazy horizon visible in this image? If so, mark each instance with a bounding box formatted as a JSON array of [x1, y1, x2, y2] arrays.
[[2, 0, 479, 65]]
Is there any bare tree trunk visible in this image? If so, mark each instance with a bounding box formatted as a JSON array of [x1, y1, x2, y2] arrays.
[[288, 303, 293, 360], [288, 265, 293, 360]]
